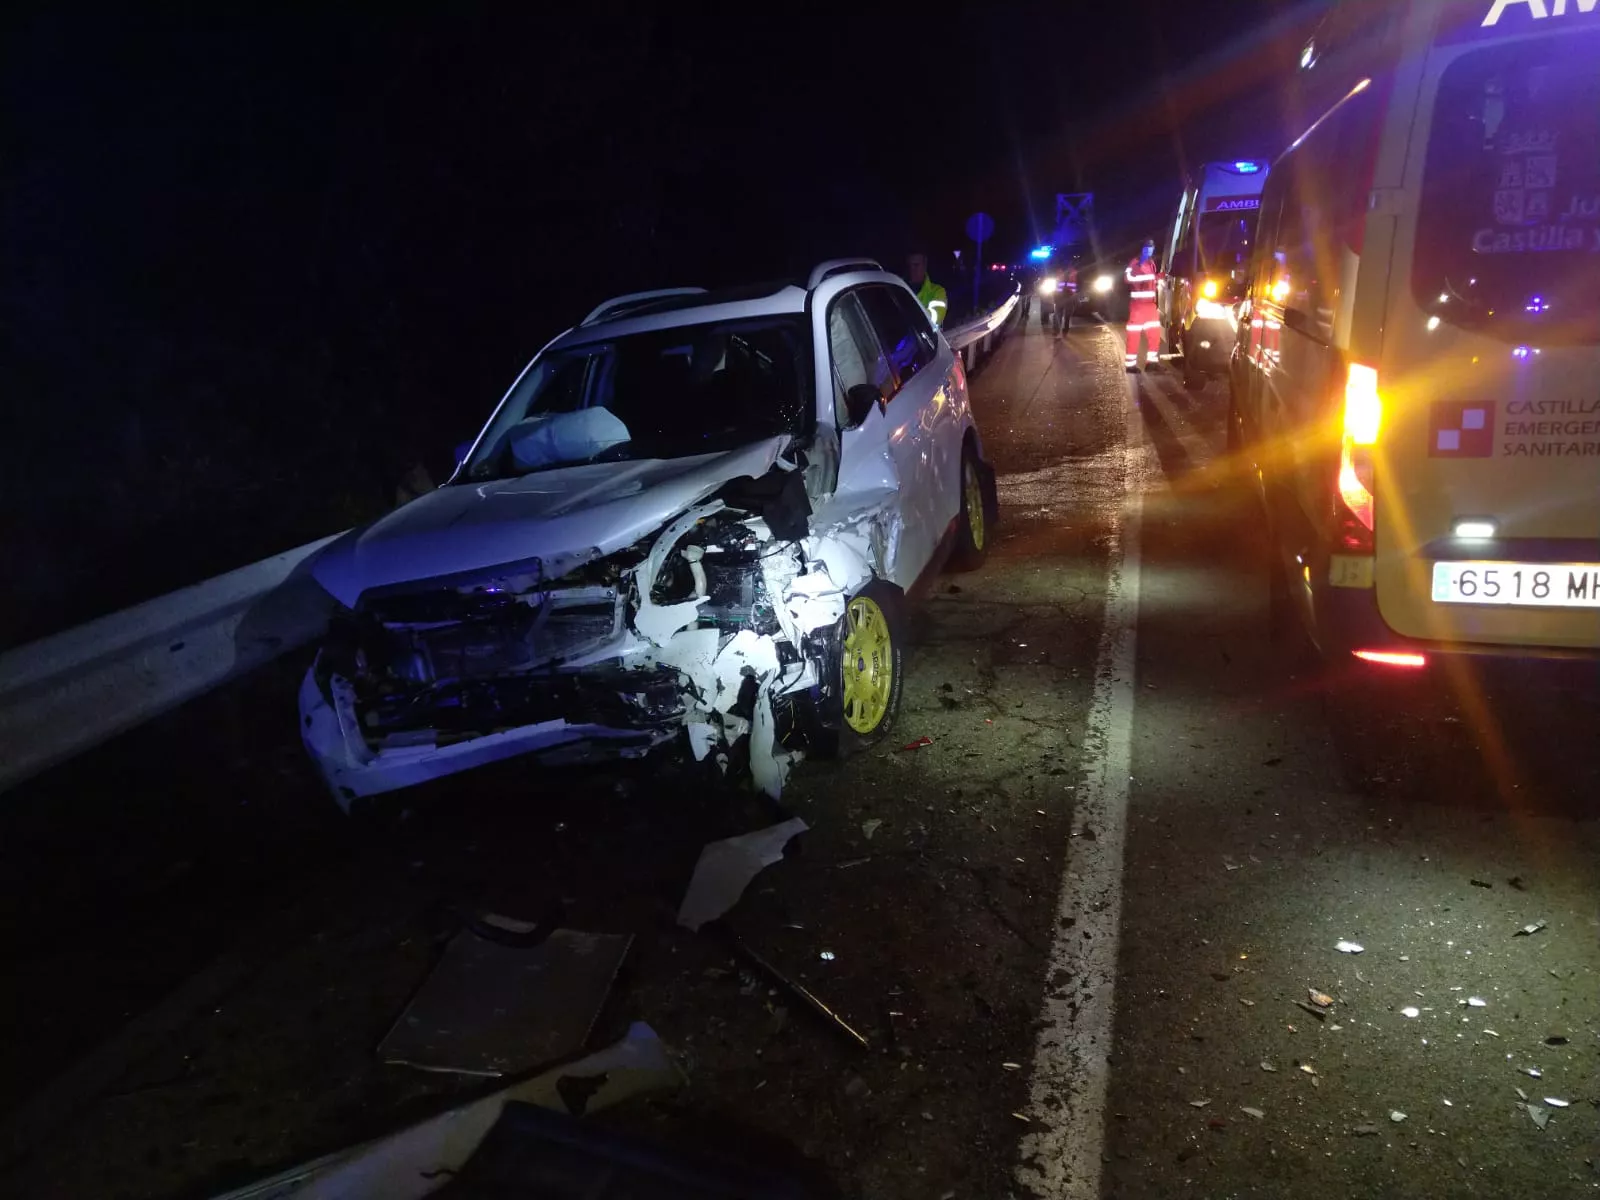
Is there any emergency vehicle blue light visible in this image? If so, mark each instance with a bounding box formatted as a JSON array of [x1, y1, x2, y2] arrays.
[[1512, 345, 1532, 360], [1030, 246, 1053, 260], [1233, 161, 1261, 174]]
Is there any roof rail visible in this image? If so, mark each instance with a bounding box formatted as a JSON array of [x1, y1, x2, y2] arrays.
[[806, 258, 884, 289], [580, 287, 708, 327]]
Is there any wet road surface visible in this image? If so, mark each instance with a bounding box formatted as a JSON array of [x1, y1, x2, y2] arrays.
[[1, 314, 1597, 1198]]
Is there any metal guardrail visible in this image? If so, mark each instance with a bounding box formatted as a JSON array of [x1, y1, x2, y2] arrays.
[[0, 534, 344, 795], [0, 283, 1028, 798], [942, 284, 1023, 361]]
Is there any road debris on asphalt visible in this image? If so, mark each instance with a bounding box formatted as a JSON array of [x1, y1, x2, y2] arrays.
[[1520, 1066, 1542, 1078], [1352, 1123, 1381, 1137], [1508, 875, 1528, 891], [1189, 1099, 1212, 1108], [1335, 941, 1365, 954], [1544, 1036, 1570, 1046], [213, 1023, 682, 1200], [1465, 996, 1487, 1008], [1298, 1063, 1318, 1076], [861, 819, 882, 840], [1401, 1006, 1420, 1019], [1295, 1001, 1329, 1020], [676, 817, 808, 932], [1514, 920, 1548, 937], [1241, 1106, 1265, 1120], [1520, 1103, 1551, 1130], [378, 928, 631, 1076], [1470, 878, 1493, 889], [1307, 988, 1334, 1010], [1389, 1110, 1407, 1123], [898, 736, 934, 753], [1545, 1097, 1570, 1108], [1517, 1087, 1529, 1101], [724, 935, 868, 1051], [1260, 1060, 1278, 1073]]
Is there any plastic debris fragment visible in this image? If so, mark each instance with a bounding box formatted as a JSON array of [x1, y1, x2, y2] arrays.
[[1401, 1006, 1420, 1019], [1523, 1103, 1551, 1130], [1389, 1110, 1407, 1123], [861, 819, 882, 841], [1260, 1060, 1278, 1073], [1241, 1106, 1265, 1120], [1335, 941, 1365, 954], [1308, 989, 1334, 1009], [1544, 1097, 1570, 1108], [1514, 920, 1547, 937], [1189, 1099, 1212, 1108], [1466, 996, 1487, 1008], [819, 950, 836, 962], [1521, 1066, 1542, 1078], [898, 736, 934, 753]]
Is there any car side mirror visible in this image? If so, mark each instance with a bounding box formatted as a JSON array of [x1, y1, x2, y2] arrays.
[[844, 383, 881, 429]]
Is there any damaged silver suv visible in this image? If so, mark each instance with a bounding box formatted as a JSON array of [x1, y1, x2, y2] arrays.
[[300, 259, 997, 810]]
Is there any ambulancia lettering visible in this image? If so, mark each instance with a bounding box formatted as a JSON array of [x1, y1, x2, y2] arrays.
[[1483, 0, 1599, 27]]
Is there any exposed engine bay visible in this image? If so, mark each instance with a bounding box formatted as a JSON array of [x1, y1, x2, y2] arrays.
[[301, 460, 892, 808]]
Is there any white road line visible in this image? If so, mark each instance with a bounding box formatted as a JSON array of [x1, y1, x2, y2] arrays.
[[1015, 378, 1146, 1199]]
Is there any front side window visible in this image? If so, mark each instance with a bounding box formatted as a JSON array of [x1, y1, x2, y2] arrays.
[[464, 317, 813, 480], [857, 285, 934, 386], [1415, 34, 1600, 343]]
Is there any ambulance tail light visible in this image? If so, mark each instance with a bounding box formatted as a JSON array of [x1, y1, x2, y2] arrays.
[[1335, 363, 1381, 554], [1353, 649, 1427, 670]]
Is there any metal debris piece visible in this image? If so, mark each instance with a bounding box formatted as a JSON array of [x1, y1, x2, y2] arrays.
[[1241, 1106, 1265, 1120], [1466, 997, 1488, 1008], [1336, 941, 1365, 954], [1513, 920, 1548, 937], [898, 736, 934, 753], [861, 819, 882, 841], [725, 937, 868, 1052], [1308, 989, 1335, 1009], [1261, 1061, 1278, 1073], [1189, 1099, 1212, 1108], [1545, 1098, 1570, 1108], [1390, 1110, 1407, 1123], [1295, 1001, 1329, 1020], [378, 928, 632, 1077], [676, 818, 809, 931], [1401, 1007, 1421, 1019], [1521, 1066, 1543, 1079], [1352, 1123, 1381, 1137]]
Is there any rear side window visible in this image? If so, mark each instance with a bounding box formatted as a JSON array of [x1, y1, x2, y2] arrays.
[[857, 285, 936, 386], [1414, 34, 1600, 344]]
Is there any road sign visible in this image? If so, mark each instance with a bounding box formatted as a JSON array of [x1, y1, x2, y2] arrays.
[[965, 212, 995, 244]]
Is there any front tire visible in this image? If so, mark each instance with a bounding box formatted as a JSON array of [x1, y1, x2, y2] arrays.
[[833, 581, 906, 755]]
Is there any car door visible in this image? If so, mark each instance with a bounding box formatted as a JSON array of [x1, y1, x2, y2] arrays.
[[853, 284, 949, 584]]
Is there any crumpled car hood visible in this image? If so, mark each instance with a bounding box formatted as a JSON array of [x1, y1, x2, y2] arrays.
[[313, 436, 788, 607]]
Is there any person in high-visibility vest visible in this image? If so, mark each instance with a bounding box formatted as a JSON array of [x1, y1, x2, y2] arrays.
[[907, 252, 949, 330], [1124, 238, 1164, 371]]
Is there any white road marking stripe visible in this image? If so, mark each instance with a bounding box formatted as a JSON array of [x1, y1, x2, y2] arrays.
[[1015, 374, 1145, 1199]]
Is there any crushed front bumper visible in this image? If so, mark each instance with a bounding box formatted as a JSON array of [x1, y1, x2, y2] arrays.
[[298, 660, 681, 808]]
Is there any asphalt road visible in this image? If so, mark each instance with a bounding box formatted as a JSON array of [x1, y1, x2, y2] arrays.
[[1, 314, 1597, 1199]]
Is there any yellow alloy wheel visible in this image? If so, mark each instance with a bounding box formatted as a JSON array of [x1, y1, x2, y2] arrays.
[[964, 458, 985, 551], [841, 595, 894, 734]]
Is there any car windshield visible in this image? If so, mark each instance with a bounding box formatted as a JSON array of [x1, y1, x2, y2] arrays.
[[464, 316, 812, 481], [1414, 34, 1600, 344]]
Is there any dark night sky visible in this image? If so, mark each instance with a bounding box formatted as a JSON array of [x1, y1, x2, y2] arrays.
[[0, 0, 1328, 642]]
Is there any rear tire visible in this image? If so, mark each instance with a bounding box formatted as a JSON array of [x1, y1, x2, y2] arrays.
[[949, 444, 992, 572]]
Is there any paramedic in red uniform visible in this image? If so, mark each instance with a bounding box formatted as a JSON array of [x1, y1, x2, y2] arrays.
[[1124, 238, 1163, 371]]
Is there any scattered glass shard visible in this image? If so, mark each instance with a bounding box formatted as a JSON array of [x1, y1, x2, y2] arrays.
[[1335, 941, 1365, 954]]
